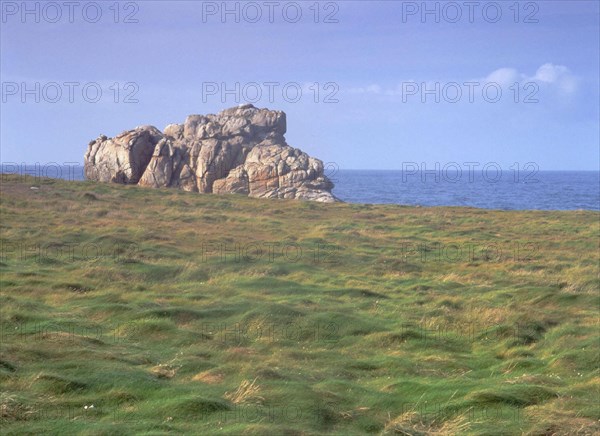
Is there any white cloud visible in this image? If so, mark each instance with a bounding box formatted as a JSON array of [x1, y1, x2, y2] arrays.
[[346, 63, 578, 99], [484, 68, 520, 86], [482, 63, 578, 95], [531, 63, 569, 83], [528, 63, 578, 95], [481, 63, 578, 94]]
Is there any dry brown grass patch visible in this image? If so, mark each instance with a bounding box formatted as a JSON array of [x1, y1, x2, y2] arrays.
[[191, 370, 224, 384], [224, 378, 263, 404], [150, 364, 177, 379], [0, 394, 35, 421]]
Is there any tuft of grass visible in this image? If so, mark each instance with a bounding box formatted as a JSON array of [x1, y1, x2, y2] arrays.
[[31, 373, 88, 393], [468, 385, 559, 406], [224, 378, 263, 404], [382, 409, 471, 435]]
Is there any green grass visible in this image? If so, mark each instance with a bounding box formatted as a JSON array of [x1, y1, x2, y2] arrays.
[[1, 174, 598, 435]]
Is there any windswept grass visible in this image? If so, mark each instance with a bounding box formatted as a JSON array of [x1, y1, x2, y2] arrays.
[[0, 174, 598, 435]]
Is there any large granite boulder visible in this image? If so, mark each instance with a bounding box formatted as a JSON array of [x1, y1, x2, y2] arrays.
[[84, 105, 337, 202]]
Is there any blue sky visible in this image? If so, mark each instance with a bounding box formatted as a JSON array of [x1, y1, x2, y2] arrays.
[[1, 0, 599, 170]]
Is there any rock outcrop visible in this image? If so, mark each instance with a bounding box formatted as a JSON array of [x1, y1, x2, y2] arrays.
[[84, 105, 337, 202]]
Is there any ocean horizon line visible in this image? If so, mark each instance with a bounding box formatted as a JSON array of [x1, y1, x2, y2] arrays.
[[1, 164, 599, 173]]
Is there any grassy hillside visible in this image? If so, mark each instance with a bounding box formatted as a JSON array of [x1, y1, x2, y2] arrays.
[[1, 175, 598, 435]]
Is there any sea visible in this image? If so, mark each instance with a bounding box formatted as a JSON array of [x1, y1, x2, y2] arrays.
[[1, 164, 599, 211], [331, 170, 600, 211]]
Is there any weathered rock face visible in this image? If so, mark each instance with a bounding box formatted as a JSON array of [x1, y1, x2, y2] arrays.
[[84, 105, 337, 202]]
